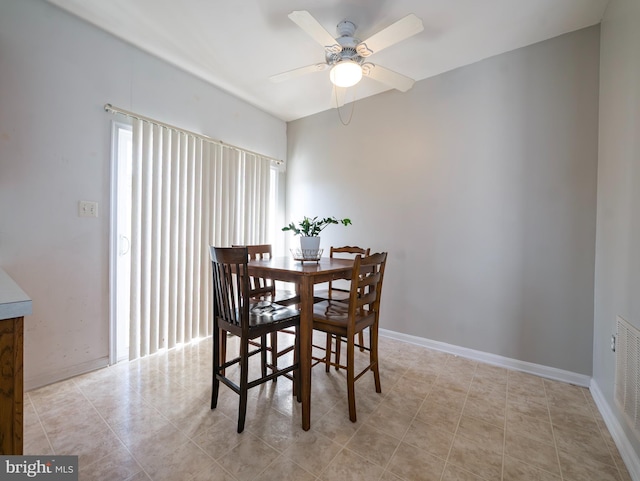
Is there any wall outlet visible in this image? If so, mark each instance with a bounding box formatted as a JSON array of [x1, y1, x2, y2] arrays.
[[611, 334, 616, 352], [79, 200, 98, 217]]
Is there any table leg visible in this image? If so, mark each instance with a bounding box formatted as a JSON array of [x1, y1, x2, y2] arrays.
[[299, 276, 313, 430]]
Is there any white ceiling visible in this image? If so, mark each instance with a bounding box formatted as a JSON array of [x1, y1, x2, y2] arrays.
[[45, 0, 609, 122]]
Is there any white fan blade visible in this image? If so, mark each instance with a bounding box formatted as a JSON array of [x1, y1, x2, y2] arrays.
[[288, 11, 342, 53], [270, 63, 328, 83], [363, 64, 415, 92], [356, 14, 424, 57], [329, 85, 347, 108]]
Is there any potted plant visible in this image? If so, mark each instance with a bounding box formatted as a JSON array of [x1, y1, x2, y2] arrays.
[[282, 216, 352, 256]]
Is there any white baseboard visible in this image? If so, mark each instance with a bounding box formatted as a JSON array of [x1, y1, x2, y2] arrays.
[[590, 380, 640, 481], [24, 356, 109, 392], [379, 328, 591, 387]]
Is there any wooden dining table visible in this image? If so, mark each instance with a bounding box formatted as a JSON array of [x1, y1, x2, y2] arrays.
[[247, 255, 354, 430]]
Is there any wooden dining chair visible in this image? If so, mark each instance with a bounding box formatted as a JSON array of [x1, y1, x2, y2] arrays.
[[234, 244, 299, 379], [314, 245, 371, 369], [311, 252, 388, 422], [241, 244, 299, 306], [210, 246, 300, 433]]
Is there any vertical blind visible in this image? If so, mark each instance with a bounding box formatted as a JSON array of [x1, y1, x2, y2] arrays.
[[129, 119, 272, 359]]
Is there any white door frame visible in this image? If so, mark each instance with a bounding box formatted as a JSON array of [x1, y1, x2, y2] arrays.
[[109, 120, 132, 365]]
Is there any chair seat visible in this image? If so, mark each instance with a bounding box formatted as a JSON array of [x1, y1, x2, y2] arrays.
[[248, 301, 300, 327], [312, 300, 375, 331]]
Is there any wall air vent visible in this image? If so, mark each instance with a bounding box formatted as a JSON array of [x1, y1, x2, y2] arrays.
[[615, 315, 640, 439]]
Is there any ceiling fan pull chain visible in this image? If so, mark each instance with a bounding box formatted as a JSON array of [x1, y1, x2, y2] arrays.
[[336, 84, 357, 126]]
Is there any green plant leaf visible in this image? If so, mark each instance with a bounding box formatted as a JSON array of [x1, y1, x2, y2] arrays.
[[282, 216, 352, 236]]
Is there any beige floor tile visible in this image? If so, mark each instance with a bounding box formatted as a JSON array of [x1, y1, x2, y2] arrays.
[[467, 379, 507, 402], [110, 414, 180, 449], [446, 356, 478, 373], [379, 470, 405, 481], [167, 395, 233, 439], [311, 404, 361, 445], [505, 431, 561, 475], [554, 422, 616, 466], [124, 472, 152, 481], [379, 387, 426, 418], [428, 386, 468, 410], [246, 407, 307, 452], [448, 433, 503, 480], [393, 375, 434, 398], [403, 419, 455, 458], [364, 402, 414, 440], [139, 441, 214, 481], [435, 372, 475, 393], [346, 423, 402, 467], [543, 379, 590, 408], [192, 417, 245, 460], [46, 419, 125, 466], [352, 380, 385, 416], [548, 407, 600, 435], [28, 379, 84, 413], [463, 397, 506, 427], [558, 448, 623, 481], [507, 374, 547, 405], [282, 430, 342, 473], [506, 397, 550, 421], [441, 462, 488, 481], [22, 422, 53, 455], [216, 434, 280, 481], [88, 391, 158, 427], [474, 363, 509, 382], [502, 455, 561, 481], [79, 445, 144, 481], [508, 371, 546, 389], [22, 396, 41, 429], [506, 410, 554, 445], [403, 365, 442, 384], [415, 399, 463, 433], [507, 388, 548, 407], [456, 415, 504, 451], [37, 400, 105, 436], [386, 441, 446, 481], [319, 448, 385, 481], [256, 456, 315, 481], [190, 461, 237, 481]]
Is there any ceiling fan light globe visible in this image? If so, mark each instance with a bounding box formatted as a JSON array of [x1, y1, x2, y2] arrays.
[[330, 61, 362, 88]]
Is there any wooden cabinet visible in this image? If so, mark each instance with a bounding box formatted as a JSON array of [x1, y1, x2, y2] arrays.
[[0, 269, 31, 455], [0, 316, 23, 454]]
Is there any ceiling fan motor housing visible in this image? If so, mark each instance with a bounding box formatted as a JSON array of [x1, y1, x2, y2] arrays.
[[336, 20, 357, 38], [326, 20, 364, 67]]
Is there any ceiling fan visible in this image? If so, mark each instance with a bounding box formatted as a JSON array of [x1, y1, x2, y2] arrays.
[[270, 10, 424, 94]]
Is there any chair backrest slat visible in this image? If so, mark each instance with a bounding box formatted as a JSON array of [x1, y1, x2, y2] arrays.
[[347, 252, 387, 321], [233, 244, 276, 298], [328, 245, 371, 293], [210, 246, 251, 329]]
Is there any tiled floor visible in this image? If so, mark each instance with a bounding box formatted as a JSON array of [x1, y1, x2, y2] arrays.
[[25, 334, 632, 481]]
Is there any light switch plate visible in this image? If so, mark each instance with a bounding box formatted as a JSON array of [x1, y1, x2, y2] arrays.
[[79, 200, 98, 217]]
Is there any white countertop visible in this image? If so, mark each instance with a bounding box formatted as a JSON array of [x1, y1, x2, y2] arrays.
[[0, 268, 32, 320]]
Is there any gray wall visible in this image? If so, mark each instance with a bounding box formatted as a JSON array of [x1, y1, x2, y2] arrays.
[[594, 0, 640, 457], [0, 0, 286, 389], [286, 26, 600, 375]]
